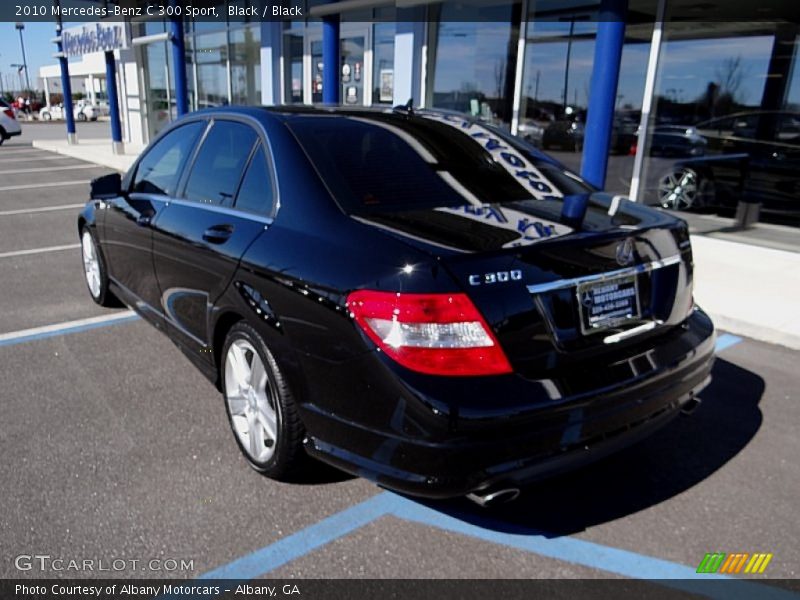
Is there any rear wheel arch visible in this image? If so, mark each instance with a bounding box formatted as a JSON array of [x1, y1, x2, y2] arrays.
[[212, 312, 245, 389]]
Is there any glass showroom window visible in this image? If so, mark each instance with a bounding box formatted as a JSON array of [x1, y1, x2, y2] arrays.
[[283, 29, 305, 104], [231, 25, 262, 105], [196, 31, 229, 108], [426, 1, 521, 129], [373, 22, 395, 105], [637, 21, 800, 227], [517, 3, 655, 195]]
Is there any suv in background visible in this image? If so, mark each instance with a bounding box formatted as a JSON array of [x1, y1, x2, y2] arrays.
[[0, 99, 22, 145]]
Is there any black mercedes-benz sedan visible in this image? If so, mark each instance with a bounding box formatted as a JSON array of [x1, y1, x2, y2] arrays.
[[79, 106, 715, 503]]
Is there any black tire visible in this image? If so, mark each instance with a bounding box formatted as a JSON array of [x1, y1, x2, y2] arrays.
[[221, 322, 306, 479], [77, 112, 87, 122], [0, 128, 5, 146], [80, 226, 119, 307]]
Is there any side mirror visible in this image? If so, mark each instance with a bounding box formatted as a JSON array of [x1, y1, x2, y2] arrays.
[[90, 173, 122, 200]]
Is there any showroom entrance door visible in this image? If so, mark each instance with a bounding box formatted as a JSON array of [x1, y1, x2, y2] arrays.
[[306, 26, 372, 106]]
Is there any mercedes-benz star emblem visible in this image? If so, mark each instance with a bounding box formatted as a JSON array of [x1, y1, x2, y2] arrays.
[[616, 238, 635, 267]]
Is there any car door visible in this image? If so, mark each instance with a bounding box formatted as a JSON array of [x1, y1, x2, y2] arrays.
[[151, 117, 274, 350], [99, 120, 206, 313]]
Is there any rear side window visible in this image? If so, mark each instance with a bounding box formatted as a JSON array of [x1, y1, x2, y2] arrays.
[[287, 114, 589, 215], [183, 120, 258, 206], [132, 121, 205, 196], [235, 144, 275, 216]]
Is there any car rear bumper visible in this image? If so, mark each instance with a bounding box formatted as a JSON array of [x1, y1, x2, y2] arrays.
[[302, 309, 716, 499], [2, 126, 21, 137]]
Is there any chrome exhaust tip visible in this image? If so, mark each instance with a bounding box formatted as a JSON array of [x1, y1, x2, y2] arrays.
[[466, 487, 521, 507]]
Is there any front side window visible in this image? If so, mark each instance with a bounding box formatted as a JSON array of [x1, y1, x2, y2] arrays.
[[132, 121, 205, 196], [183, 121, 258, 206]]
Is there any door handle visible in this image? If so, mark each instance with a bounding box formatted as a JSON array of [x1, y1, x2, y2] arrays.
[[202, 224, 234, 244]]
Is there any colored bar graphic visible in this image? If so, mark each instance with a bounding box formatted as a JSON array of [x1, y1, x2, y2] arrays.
[[699, 552, 773, 574], [697, 553, 726, 573]]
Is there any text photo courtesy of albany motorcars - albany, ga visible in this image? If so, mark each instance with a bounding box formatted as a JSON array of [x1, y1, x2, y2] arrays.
[[1, 1, 799, 599]]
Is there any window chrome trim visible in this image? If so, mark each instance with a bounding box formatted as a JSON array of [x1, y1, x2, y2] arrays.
[[165, 197, 274, 226], [527, 254, 682, 295]]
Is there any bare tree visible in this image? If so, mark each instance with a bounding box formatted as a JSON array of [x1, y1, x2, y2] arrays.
[[715, 56, 748, 104]]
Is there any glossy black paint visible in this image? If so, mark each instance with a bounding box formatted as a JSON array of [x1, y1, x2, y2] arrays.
[[80, 106, 715, 498]]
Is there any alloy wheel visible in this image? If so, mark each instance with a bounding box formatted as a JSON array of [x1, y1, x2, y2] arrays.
[[224, 339, 279, 464], [81, 231, 101, 299], [659, 167, 701, 210]]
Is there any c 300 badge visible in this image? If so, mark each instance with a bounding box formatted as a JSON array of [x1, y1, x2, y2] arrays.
[[468, 270, 522, 286]]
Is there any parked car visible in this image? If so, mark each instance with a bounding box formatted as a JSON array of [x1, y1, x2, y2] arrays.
[[648, 125, 707, 157], [0, 99, 22, 145], [658, 111, 800, 220], [75, 101, 99, 121], [39, 101, 100, 122], [79, 106, 715, 503], [542, 114, 638, 155], [542, 117, 585, 152]]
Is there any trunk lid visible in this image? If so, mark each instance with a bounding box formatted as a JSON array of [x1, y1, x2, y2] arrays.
[[354, 193, 694, 376]]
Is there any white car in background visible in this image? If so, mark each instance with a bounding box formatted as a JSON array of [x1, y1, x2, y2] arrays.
[[0, 100, 22, 145], [39, 101, 101, 122], [75, 101, 99, 121]]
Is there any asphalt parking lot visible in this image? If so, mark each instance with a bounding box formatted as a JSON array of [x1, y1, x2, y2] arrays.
[[1, 136, 798, 592]]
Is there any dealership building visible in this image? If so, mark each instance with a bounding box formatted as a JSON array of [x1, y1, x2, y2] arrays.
[[41, 0, 800, 211]]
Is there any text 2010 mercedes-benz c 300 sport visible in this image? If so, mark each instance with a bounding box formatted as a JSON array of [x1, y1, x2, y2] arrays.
[[79, 106, 715, 503]]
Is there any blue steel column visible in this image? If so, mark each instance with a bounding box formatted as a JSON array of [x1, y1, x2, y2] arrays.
[[170, 16, 189, 116], [54, 1, 76, 144], [105, 51, 124, 154], [322, 3, 340, 104], [579, 0, 627, 189]]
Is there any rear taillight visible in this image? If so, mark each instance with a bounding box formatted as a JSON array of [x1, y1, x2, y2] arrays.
[[346, 290, 512, 377], [3, 109, 15, 120]]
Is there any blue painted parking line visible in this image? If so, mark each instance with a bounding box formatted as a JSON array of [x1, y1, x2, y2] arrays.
[[198, 493, 397, 580], [715, 333, 743, 353], [198, 491, 798, 599], [0, 311, 140, 348], [389, 497, 797, 600]]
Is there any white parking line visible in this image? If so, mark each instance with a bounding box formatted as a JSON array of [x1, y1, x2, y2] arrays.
[[0, 155, 75, 163], [0, 311, 137, 346], [0, 164, 97, 175], [0, 204, 84, 216], [0, 180, 90, 192], [0, 243, 80, 259]]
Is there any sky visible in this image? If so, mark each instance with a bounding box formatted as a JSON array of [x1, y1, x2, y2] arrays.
[[0, 22, 59, 93]]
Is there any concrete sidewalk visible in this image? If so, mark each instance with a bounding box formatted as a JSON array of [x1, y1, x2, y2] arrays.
[[32, 138, 141, 172], [28, 136, 800, 350], [691, 236, 800, 350]]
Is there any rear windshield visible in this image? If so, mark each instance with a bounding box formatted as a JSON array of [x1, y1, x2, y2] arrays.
[[287, 113, 592, 215]]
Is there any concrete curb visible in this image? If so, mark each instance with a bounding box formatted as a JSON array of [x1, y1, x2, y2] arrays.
[[703, 312, 800, 351], [690, 235, 800, 351], [32, 138, 139, 172]]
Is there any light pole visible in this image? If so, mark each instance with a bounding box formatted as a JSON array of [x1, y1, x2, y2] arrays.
[[15, 23, 31, 91], [11, 64, 25, 94]]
